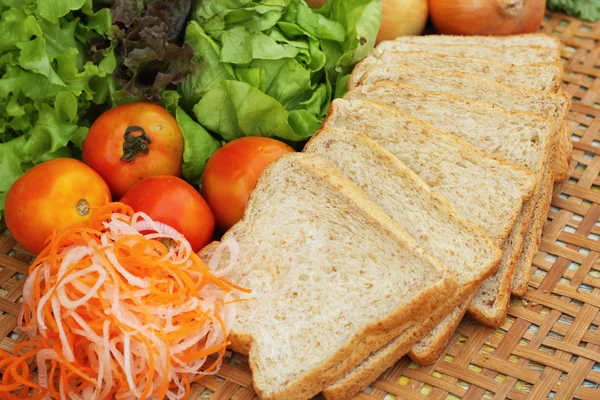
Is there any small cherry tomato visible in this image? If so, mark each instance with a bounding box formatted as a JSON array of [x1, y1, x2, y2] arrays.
[[120, 176, 215, 252], [5, 158, 112, 254], [201, 137, 295, 231], [83, 103, 184, 199]]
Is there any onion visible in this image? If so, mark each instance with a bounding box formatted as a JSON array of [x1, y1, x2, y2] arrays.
[[378, 0, 429, 42], [429, 0, 546, 36]]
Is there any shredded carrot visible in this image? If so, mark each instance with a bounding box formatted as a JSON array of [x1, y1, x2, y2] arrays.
[[0, 203, 248, 400]]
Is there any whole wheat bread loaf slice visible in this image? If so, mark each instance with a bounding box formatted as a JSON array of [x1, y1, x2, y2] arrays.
[[303, 129, 501, 399], [345, 83, 554, 183], [349, 53, 563, 92], [373, 42, 561, 65], [321, 99, 536, 247], [320, 100, 534, 370], [197, 153, 458, 400], [389, 33, 561, 49], [353, 64, 572, 183], [344, 83, 555, 327]]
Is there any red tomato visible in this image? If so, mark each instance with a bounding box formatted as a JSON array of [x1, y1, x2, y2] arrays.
[[83, 103, 184, 199], [202, 137, 295, 231], [5, 159, 112, 254], [120, 176, 215, 252]]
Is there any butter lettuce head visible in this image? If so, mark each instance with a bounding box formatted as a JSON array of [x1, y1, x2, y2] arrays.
[[180, 0, 382, 143]]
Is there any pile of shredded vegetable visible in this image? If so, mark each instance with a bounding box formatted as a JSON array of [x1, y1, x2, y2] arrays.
[[0, 203, 247, 400]]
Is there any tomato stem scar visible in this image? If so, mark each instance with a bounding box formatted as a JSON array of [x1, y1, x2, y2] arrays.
[[121, 126, 152, 163]]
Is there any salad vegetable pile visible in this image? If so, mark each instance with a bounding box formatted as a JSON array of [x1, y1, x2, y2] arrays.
[[0, 0, 382, 219]]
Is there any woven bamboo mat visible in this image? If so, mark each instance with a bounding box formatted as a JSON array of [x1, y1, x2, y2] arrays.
[[1, 11, 599, 400]]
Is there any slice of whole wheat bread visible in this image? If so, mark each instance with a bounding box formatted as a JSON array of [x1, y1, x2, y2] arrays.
[[373, 42, 561, 65], [469, 136, 558, 322], [344, 83, 555, 327], [389, 33, 561, 49], [197, 153, 458, 400], [344, 83, 555, 186], [349, 53, 563, 93], [322, 293, 472, 400], [353, 64, 572, 183]]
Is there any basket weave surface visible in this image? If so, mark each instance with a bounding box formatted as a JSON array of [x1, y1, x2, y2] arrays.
[[1, 11, 599, 400]]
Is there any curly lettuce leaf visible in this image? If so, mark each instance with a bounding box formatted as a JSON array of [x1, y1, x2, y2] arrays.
[[184, 0, 381, 143], [0, 136, 26, 217], [548, 0, 600, 22], [0, 0, 116, 219]]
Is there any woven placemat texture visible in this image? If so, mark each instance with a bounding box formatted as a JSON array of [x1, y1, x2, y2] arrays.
[[0, 12, 599, 400]]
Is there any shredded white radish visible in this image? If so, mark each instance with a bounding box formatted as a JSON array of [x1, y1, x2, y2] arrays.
[[8, 204, 248, 400]]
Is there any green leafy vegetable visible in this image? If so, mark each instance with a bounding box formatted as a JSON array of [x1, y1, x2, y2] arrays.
[[0, 0, 116, 218], [161, 90, 220, 186], [548, 0, 600, 22], [179, 0, 382, 145]]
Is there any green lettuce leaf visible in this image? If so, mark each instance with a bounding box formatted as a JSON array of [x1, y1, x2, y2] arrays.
[[193, 80, 305, 142], [178, 21, 234, 109], [37, 0, 87, 23], [220, 26, 299, 64], [161, 90, 221, 186]]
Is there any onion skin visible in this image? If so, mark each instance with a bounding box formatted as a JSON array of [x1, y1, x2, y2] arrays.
[[378, 0, 429, 42], [429, 0, 546, 36]]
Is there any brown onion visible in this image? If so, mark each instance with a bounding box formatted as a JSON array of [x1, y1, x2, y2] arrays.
[[377, 0, 429, 42], [429, 0, 546, 36]]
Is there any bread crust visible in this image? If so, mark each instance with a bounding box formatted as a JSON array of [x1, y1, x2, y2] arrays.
[[511, 123, 560, 295], [322, 287, 464, 400], [468, 136, 558, 327], [408, 294, 475, 365]]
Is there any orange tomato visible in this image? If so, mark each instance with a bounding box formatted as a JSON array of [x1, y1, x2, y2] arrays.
[[5, 159, 111, 254], [202, 137, 295, 231], [83, 103, 184, 199], [120, 176, 215, 252]]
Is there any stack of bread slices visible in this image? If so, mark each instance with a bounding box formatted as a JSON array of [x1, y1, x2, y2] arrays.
[[200, 34, 571, 400]]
